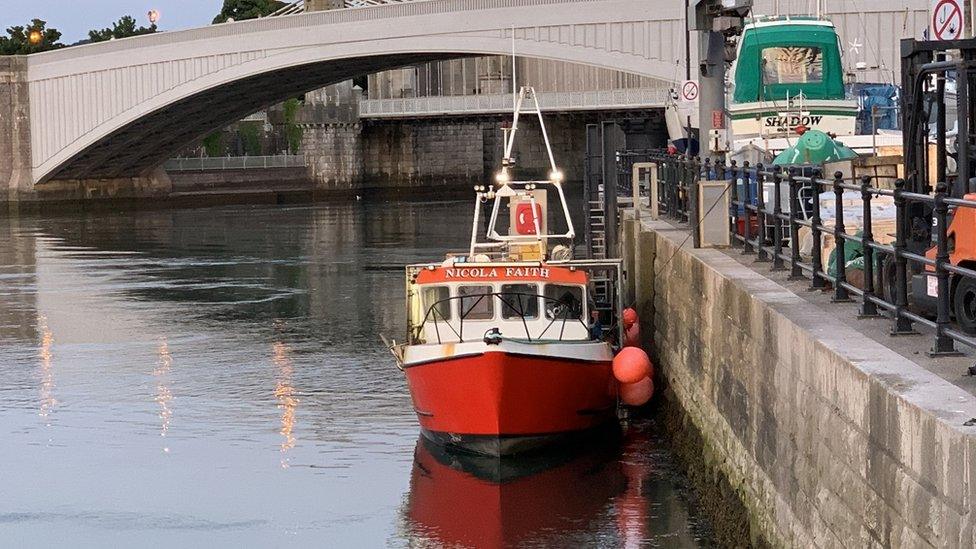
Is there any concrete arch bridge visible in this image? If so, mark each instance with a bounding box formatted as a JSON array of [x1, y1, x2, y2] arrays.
[[0, 0, 685, 198]]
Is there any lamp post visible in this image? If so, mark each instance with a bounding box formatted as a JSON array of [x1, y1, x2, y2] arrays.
[[148, 9, 160, 26], [28, 29, 42, 46]]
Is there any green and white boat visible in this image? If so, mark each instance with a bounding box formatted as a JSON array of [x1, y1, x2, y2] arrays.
[[729, 16, 859, 140]]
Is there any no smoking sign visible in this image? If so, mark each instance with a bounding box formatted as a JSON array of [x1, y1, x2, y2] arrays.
[[680, 80, 699, 102], [931, 0, 963, 41]]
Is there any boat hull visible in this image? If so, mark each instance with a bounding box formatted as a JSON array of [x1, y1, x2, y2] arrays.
[[404, 342, 616, 456]]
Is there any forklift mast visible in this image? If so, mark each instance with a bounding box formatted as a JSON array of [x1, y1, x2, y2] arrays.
[[900, 38, 976, 251]]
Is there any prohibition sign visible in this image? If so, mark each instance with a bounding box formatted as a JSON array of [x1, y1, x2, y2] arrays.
[[681, 80, 699, 102], [932, 0, 962, 41]]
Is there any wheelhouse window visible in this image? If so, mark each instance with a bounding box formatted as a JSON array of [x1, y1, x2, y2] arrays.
[[499, 284, 539, 320], [761, 46, 823, 85], [458, 285, 494, 320], [422, 286, 452, 320], [544, 285, 584, 320]]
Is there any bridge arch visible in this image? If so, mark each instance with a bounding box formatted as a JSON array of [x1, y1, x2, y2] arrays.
[[25, 0, 685, 182]]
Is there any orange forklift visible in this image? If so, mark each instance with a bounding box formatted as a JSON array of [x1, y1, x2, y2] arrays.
[[893, 38, 976, 334]]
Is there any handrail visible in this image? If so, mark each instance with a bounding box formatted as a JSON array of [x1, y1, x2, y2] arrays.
[[163, 154, 308, 171], [416, 291, 591, 344], [641, 150, 976, 357]]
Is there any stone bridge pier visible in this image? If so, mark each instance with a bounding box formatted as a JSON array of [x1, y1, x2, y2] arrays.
[[1, 57, 173, 209], [0, 58, 32, 205]]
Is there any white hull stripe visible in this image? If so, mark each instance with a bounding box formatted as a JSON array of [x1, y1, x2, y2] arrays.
[[402, 338, 613, 367]]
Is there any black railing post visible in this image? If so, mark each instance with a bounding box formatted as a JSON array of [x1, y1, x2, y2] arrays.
[[809, 169, 826, 289], [891, 178, 916, 335], [788, 167, 803, 279], [741, 161, 754, 254], [755, 164, 770, 262], [729, 160, 739, 248], [692, 158, 704, 247], [859, 176, 880, 317], [771, 165, 786, 271], [667, 160, 677, 219], [832, 171, 851, 302], [930, 182, 959, 355]]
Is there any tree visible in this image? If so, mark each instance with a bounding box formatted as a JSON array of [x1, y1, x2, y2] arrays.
[[212, 0, 287, 24], [88, 16, 157, 43], [0, 19, 64, 55]]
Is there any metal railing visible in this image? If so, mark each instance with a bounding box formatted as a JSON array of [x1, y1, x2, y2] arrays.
[[164, 155, 308, 171], [646, 152, 976, 356], [360, 88, 668, 118]]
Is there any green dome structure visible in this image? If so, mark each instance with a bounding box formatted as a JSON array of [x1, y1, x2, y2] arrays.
[[772, 130, 858, 166]]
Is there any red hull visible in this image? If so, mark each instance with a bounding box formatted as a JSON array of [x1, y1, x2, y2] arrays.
[[404, 350, 615, 454]]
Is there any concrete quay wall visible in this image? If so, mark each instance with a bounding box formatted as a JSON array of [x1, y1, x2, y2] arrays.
[[622, 212, 976, 547]]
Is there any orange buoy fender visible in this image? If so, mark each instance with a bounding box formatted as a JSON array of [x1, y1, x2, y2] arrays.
[[623, 322, 641, 348], [613, 347, 652, 384], [622, 308, 639, 329], [620, 376, 654, 406]]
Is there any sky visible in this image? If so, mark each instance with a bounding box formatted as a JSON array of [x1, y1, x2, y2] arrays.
[[1, 0, 225, 44]]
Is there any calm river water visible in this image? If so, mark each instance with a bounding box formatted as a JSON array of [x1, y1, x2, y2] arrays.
[[0, 200, 713, 547]]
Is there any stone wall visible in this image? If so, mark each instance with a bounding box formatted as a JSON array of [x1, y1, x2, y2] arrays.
[[361, 119, 488, 193], [623, 212, 976, 548], [0, 56, 32, 206], [300, 123, 363, 192], [167, 167, 313, 194]]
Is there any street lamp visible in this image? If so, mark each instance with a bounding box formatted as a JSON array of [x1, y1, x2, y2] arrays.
[[28, 29, 42, 45], [148, 9, 160, 25]]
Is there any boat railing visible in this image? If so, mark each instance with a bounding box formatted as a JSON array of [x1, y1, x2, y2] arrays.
[[416, 292, 591, 345]]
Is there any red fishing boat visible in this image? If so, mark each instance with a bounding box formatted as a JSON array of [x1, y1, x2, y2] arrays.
[[386, 87, 630, 456]]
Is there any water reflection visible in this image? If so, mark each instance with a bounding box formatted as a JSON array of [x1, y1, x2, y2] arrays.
[[404, 436, 621, 548], [272, 336, 298, 467], [0, 200, 710, 546], [154, 338, 173, 452], [37, 315, 55, 424], [403, 422, 706, 548]]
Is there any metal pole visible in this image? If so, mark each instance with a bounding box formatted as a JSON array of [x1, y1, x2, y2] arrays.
[[698, 29, 726, 161], [771, 166, 785, 271], [755, 164, 769, 262], [832, 172, 851, 302], [891, 178, 916, 335], [930, 182, 958, 355], [741, 161, 754, 254], [788, 167, 803, 279], [809, 169, 826, 289], [859, 176, 880, 317]]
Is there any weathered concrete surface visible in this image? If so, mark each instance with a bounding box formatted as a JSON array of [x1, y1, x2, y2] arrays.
[[0, 57, 32, 207], [167, 166, 313, 193], [623, 211, 976, 548]]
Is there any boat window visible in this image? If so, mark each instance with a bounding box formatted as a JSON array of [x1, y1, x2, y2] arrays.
[[499, 284, 539, 319], [458, 285, 494, 320], [544, 285, 584, 320], [422, 286, 452, 320], [761, 47, 823, 85]]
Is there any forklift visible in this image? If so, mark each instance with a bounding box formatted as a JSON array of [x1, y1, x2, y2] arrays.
[[893, 37, 976, 333]]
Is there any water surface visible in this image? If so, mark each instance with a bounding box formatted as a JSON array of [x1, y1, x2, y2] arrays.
[[0, 201, 712, 547]]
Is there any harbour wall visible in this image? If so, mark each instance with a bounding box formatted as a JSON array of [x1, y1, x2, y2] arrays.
[[301, 114, 631, 195], [622, 211, 976, 547]]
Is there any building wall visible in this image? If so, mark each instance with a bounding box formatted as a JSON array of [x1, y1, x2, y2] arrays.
[[367, 56, 664, 101]]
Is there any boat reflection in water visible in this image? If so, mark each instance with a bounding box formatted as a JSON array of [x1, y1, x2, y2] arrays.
[[403, 422, 704, 548]]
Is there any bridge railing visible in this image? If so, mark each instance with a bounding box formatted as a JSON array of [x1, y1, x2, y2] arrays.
[[360, 88, 668, 118], [638, 152, 976, 359], [164, 155, 308, 171]]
